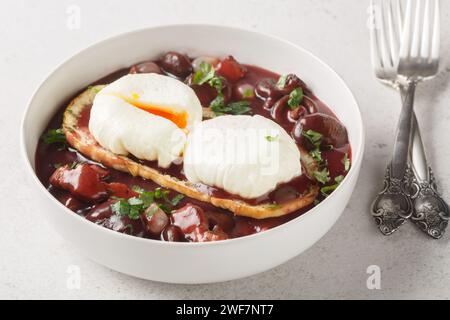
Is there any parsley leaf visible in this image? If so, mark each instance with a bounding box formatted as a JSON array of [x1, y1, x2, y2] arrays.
[[128, 197, 144, 206], [309, 148, 322, 163], [170, 194, 185, 206], [192, 62, 215, 85], [227, 101, 252, 115], [276, 75, 287, 89], [320, 175, 345, 196], [140, 191, 155, 208], [265, 135, 279, 142], [313, 168, 330, 184], [287, 87, 304, 109], [42, 128, 67, 148], [242, 88, 254, 99], [131, 185, 145, 193], [158, 203, 173, 214], [342, 153, 350, 171], [114, 186, 184, 219], [111, 199, 131, 217], [208, 76, 224, 92], [154, 187, 163, 199], [210, 98, 251, 116], [302, 130, 323, 148]]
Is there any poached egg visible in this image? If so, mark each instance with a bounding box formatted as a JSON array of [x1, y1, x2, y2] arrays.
[[89, 73, 202, 168], [183, 115, 302, 199]]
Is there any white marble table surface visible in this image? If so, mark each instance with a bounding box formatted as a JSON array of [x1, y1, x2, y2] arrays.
[[1, 0, 449, 300]]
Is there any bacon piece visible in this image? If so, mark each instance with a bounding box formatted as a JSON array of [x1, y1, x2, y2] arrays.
[[49, 163, 109, 203], [215, 55, 247, 83], [141, 204, 169, 236], [171, 204, 229, 242], [107, 182, 138, 199]]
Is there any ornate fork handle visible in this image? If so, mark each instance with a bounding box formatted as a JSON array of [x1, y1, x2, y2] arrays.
[[371, 81, 418, 235], [410, 114, 450, 239], [372, 165, 419, 235]]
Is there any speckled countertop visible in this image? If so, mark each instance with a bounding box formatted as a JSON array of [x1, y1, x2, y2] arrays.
[[1, 0, 449, 299]]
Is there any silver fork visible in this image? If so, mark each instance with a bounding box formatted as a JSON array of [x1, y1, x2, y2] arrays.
[[370, 0, 449, 238]]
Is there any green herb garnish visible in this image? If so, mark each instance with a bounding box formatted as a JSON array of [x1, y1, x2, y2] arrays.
[[208, 76, 224, 92], [154, 187, 163, 199], [309, 148, 322, 163], [265, 135, 279, 142], [42, 128, 67, 150], [320, 175, 344, 196], [112, 186, 184, 219], [242, 88, 254, 99], [170, 194, 185, 206], [192, 62, 215, 85], [303, 130, 324, 164], [131, 185, 145, 193], [276, 75, 287, 89], [313, 168, 330, 185], [302, 130, 323, 148], [210, 99, 251, 116], [287, 87, 304, 109]]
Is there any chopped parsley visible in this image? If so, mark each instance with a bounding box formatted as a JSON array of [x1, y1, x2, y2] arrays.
[[211, 99, 251, 116], [193, 62, 252, 116], [170, 194, 185, 206], [208, 76, 224, 92], [242, 87, 254, 99], [342, 153, 350, 171], [276, 75, 287, 89], [111, 186, 184, 219], [320, 175, 344, 196], [309, 148, 322, 163], [303, 130, 324, 168], [313, 168, 330, 185], [302, 130, 323, 148], [111, 199, 141, 220], [265, 134, 279, 142], [192, 61, 215, 85], [287, 87, 304, 109], [42, 128, 66, 146]]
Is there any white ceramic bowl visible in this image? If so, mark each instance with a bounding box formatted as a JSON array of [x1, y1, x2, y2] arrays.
[[21, 25, 364, 284]]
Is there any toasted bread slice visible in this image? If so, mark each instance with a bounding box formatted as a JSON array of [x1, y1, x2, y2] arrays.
[[62, 85, 319, 219]]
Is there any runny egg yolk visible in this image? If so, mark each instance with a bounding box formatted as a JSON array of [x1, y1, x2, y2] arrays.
[[116, 93, 188, 129]]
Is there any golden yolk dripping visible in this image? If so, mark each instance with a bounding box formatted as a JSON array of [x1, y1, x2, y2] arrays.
[[117, 94, 188, 129]]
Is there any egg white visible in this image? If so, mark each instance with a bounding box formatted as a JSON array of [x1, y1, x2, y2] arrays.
[[183, 115, 302, 199]]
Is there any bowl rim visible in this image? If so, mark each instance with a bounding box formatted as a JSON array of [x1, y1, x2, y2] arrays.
[[20, 23, 365, 248]]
